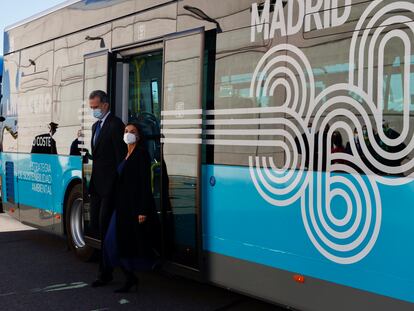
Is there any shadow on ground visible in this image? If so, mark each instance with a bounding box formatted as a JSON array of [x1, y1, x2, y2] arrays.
[[0, 226, 284, 311]]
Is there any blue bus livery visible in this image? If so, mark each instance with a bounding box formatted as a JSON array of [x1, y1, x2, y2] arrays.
[[1, 1, 414, 310]]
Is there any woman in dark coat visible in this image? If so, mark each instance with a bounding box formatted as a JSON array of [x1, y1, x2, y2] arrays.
[[103, 122, 160, 293]]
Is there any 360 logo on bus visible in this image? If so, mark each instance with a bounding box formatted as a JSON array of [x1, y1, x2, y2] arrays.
[[249, 0, 414, 264], [161, 0, 414, 265]]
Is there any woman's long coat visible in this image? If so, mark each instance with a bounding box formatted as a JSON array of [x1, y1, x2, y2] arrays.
[[115, 145, 160, 258]]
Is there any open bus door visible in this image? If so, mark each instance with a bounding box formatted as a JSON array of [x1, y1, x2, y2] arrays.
[[78, 29, 206, 277], [109, 28, 205, 276], [161, 28, 205, 275], [81, 50, 113, 248]]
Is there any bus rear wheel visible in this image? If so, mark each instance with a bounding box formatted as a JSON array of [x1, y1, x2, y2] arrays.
[[65, 184, 95, 261]]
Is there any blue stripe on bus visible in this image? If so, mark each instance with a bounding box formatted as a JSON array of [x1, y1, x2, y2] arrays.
[[1, 152, 82, 214], [202, 164, 414, 303], [3, 152, 414, 302]]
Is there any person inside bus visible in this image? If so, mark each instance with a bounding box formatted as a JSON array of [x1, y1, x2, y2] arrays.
[[70, 129, 91, 163], [102, 122, 160, 293], [331, 130, 346, 164], [345, 127, 365, 173], [31, 122, 58, 154], [70, 129, 83, 156], [89, 90, 126, 288], [295, 122, 329, 171], [375, 120, 407, 174], [345, 126, 376, 174]]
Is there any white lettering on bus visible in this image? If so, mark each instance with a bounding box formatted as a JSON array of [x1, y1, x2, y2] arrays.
[[18, 161, 53, 196], [251, 0, 270, 41], [31, 183, 52, 195], [33, 137, 51, 147], [251, 0, 352, 42]]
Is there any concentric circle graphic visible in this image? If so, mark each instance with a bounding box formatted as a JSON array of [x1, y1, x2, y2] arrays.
[[248, 1, 414, 264]]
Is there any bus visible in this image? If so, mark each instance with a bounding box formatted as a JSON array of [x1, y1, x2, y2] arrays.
[[1, 0, 414, 310]]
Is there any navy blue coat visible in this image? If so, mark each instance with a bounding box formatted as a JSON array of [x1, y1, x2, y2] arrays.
[[115, 145, 160, 258]]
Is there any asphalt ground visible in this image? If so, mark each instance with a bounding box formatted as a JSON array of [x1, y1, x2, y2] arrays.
[[0, 214, 287, 311]]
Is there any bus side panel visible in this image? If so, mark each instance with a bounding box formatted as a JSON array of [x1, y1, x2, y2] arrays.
[[202, 164, 414, 308], [205, 252, 414, 311], [2, 152, 81, 234], [1, 152, 20, 220]]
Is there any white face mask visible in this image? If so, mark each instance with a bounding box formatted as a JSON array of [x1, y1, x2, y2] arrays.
[[123, 132, 137, 145]]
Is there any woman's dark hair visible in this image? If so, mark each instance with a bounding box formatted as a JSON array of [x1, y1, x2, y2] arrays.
[[126, 122, 144, 145]]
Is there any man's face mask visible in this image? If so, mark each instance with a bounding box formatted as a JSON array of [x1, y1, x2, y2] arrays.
[[92, 108, 105, 119]]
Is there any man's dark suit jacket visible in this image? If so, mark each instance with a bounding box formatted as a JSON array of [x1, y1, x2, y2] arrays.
[[90, 113, 126, 197]]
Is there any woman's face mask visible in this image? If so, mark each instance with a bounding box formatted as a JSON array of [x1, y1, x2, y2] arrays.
[[123, 132, 137, 145]]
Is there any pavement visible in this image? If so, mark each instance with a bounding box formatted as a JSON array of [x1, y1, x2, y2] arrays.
[[0, 213, 285, 311]]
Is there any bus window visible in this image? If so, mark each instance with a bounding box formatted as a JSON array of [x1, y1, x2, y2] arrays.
[[212, 25, 287, 167], [151, 79, 160, 120], [0, 53, 18, 153], [127, 52, 162, 163]]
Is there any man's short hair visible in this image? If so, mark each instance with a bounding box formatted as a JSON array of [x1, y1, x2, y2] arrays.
[[89, 90, 108, 104]]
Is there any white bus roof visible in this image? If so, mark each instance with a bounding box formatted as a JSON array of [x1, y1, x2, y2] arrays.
[[4, 0, 82, 32]]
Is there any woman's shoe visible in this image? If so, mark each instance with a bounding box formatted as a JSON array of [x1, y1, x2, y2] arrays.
[[114, 276, 139, 293], [91, 274, 113, 288]]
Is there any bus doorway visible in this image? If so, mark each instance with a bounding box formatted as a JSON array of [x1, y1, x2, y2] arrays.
[[113, 36, 203, 273]]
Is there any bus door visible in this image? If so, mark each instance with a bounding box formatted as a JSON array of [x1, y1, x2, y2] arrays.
[[161, 28, 205, 272], [81, 50, 112, 246], [113, 45, 164, 249], [111, 28, 205, 274]]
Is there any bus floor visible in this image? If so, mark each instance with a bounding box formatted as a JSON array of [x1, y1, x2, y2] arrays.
[[0, 214, 286, 311]]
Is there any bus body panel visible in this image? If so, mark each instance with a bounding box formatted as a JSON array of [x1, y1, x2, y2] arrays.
[[206, 251, 414, 311], [1, 0, 414, 310], [1, 152, 19, 219], [4, 0, 175, 55], [0, 56, 3, 101], [202, 164, 414, 305], [1, 152, 82, 232]]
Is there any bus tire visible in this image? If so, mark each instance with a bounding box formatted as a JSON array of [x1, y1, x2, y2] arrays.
[[65, 184, 95, 262]]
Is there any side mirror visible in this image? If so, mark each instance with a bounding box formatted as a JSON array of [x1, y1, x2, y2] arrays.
[[0, 116, 6, 122]]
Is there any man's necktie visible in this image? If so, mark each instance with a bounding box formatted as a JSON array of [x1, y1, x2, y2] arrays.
[[94, 120, 102, 147]]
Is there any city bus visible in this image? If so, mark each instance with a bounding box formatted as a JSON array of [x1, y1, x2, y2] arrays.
[[1, 0, 414, 310]]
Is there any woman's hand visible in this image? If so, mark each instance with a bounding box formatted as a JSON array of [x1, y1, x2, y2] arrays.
[[138, 215, 147, 224]]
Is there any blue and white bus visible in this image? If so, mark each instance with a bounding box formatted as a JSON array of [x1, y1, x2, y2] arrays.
[[1, 1, 414, 310]]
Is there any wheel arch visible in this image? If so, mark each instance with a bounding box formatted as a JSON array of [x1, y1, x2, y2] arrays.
[[62, 178, 82, 235]]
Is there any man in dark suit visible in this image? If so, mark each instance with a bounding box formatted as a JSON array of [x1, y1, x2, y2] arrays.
[[31, 122, 58, 154], [88, 90, 126, 287]]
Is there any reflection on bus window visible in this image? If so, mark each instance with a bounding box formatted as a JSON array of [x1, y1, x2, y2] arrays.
[[31, 122, 58, 155], [128, 52, 162, 163]]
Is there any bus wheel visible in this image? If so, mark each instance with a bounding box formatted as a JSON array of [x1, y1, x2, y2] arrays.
[[65, 184, 95, 261]]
